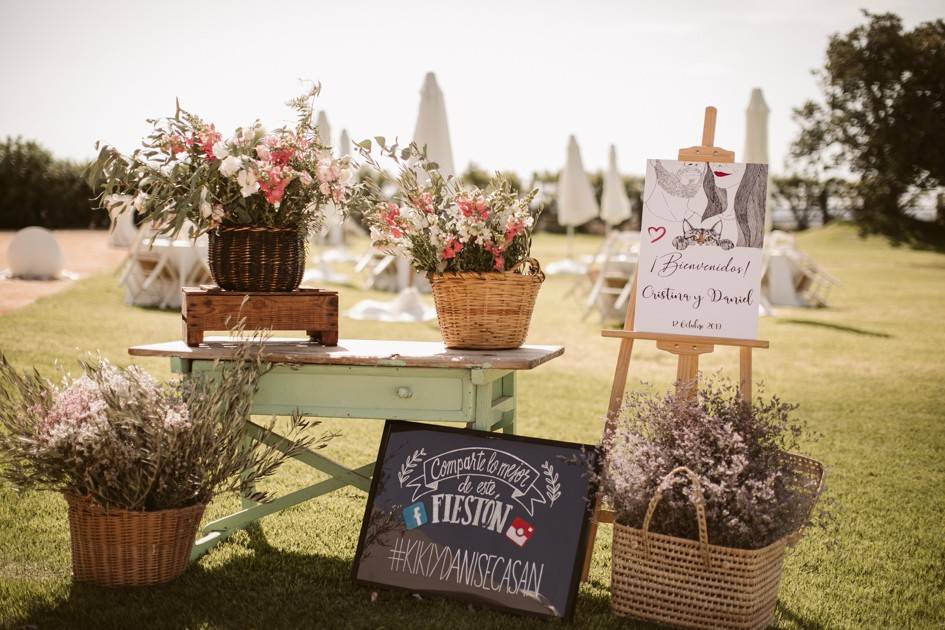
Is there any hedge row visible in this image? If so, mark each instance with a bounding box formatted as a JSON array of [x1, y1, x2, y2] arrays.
[[0, 137, 109, 230]]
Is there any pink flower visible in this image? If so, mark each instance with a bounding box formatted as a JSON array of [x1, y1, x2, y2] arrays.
[[258, 167, 291, 205], [255, 144, 271, 160], [484, 241, 506, 271], [505, 218, 526, 241], [196, 124, 222, 159], [379, 202, 405, 239], [411, 192, 434, 213], [456, 193, 489, 221], [442, 237, 464, 260], [163, 134, 186, 156], [269, 146, 294, 167]]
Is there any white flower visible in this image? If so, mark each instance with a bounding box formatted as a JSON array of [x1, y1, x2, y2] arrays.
[[298, 171, 313, 187], [337, 165, 352, 185], [237, 169, 259, 197], [219, 155, 242, 177], [240, 126, 256, 146], [133, 191, 148, 212], [198, 187, 212, 218], [212, 140, 229, 160], [316, 158, 334, 183]]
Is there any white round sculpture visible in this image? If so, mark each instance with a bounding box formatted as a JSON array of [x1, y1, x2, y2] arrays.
[[7, 227, 64, 279]]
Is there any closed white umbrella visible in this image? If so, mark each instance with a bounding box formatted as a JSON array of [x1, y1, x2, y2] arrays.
[[743, 88, 769, 164], [601, 144, 631, 227], [547, 135, 598, 274], [412, 72, 455, 177], [316, 110, 331, 147], [338, 129, 351, 157]]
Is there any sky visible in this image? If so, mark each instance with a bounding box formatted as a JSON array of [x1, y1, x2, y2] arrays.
[[1, 0, 941, 178]]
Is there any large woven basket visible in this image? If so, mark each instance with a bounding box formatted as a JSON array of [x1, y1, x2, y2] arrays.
[[429, 258, 544, 349], [65, 494, 205, 587], [611, 454, 824, 630], [208, 226, 305, 292]]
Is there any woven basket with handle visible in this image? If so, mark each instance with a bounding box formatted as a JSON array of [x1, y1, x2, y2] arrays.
[[429, 258, 544, 350], [65, 494, 205, 587], [611, 454, 824, 630], [208, 226, 305, 292]]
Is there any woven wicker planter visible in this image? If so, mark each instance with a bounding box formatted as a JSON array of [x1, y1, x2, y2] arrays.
[[65, 494, 205, 587], [610, 455, 824, 630], [208, 226, 305, 292], [429, 258, 544, 350]]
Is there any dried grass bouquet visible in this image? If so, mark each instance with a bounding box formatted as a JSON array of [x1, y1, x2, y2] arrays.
[[0, 342, 332, 511], [601, 376, 825, 550]]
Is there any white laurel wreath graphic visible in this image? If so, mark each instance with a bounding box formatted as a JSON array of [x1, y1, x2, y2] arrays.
[[542, 461, 561, 506], [398, 448, 426, 486]]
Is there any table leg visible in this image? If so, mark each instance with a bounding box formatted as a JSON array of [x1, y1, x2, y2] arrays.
[[471, 370, 516, 434], [189, 421, 375, 562], [191, 462, 375, 561]]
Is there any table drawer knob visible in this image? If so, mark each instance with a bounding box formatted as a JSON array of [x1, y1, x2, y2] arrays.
[[396, 386, 413, 399]]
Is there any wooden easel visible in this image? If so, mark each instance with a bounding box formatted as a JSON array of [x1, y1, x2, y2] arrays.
[[581, 106, 769, 579]]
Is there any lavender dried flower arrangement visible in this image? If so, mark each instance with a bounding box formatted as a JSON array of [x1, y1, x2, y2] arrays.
[[0, 340, 333, 512], [602, 376, 823, 550]]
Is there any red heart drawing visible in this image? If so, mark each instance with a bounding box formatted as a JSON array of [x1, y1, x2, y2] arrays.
[[648, 226, 667, 243]]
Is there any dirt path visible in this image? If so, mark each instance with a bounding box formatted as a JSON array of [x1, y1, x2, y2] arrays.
[[0, 230, 126, 314]]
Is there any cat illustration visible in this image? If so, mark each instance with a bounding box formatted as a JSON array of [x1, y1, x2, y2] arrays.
[[672, 219, 734, 251]]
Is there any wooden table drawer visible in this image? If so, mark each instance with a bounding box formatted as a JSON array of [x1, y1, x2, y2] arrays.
[[194, 363, 475, 422]]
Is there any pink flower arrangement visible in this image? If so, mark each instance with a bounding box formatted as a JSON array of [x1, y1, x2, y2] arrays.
[[359, 141, 541, 274], [89, 84, 363, 238]]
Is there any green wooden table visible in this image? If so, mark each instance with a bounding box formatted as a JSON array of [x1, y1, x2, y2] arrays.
[[128, 338, 564, 560]]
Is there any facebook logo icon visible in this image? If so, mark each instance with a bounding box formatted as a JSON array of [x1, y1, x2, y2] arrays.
[[402, 501, 428, 529]]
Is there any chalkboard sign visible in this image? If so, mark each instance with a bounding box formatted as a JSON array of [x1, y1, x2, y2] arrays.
[[352, 421, 600, 620]]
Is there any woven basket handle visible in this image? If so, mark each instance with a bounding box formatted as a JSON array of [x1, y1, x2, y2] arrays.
[[641, 466, 711, 568], [512, 257, 545, 282]]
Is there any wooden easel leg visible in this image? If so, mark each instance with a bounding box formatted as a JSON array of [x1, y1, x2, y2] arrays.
[[740, 346, 753, 403], [582, 335, 636, 580]]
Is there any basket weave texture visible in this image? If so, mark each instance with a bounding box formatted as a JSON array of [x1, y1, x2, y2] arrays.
[[610, 454, 824, 630], [429, 258, 544, 350], [65, 494, 205, 587], [208, 226, 305, 292]]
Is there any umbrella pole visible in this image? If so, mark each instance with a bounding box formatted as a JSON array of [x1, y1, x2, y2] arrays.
[[566, 226, 575, 260]]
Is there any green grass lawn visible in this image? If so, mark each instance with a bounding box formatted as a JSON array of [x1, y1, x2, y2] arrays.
[[0, 224, 943, 629]]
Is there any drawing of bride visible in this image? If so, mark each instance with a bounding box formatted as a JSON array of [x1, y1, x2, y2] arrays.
[[701, 162, 767, 249]]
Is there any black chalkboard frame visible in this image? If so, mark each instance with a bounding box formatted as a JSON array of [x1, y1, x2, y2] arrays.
[[351, 420, 601, 621]]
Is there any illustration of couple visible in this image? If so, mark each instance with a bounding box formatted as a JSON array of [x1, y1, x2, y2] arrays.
[[646, 159, 768, 250]]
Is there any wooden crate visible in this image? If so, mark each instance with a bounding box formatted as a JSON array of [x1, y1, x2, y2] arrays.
[[181, 286, 338, 347]]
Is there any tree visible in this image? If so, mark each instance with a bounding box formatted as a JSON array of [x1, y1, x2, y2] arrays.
[[791, 12, 945, 247], [771, 175, 850, 230], [0, 137, 106, 230]]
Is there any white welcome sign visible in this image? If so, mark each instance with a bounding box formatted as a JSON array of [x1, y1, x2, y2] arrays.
[[633, 159, 768, 340]]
